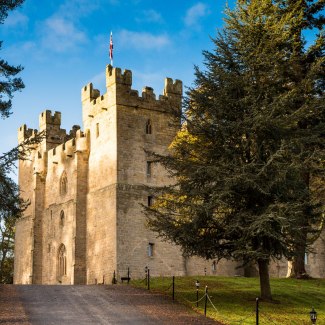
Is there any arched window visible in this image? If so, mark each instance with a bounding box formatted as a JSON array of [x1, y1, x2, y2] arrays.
[[60, 171, 68, 195], [145, 119, 152, 134], [58, 244, 67, 277], [60, 210, 65, 227]]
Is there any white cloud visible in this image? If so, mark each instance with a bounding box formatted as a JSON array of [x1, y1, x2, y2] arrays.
[[4, 11, 28, 28], [57, 0, 102, 20], [41, 17, 87, 52], [117, 30, 170, 50], [184, 2, 210, 27], [136, 9, 164, 24]]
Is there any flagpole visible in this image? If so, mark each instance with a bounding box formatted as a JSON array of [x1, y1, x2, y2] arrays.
[[109, 31, 113, 66]]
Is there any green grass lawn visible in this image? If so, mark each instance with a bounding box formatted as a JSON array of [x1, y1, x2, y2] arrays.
[[131, 276, 325, 324]]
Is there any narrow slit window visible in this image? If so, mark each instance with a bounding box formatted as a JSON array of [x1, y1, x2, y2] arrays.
[[148, 196, 153, 207], [146, 161, 152, 177], [96, 123, 99, 138], [60, 172, 68, 195], [146, 119, 152, 134], [148, 243, 154, 257], [60, 211, 65, 227]]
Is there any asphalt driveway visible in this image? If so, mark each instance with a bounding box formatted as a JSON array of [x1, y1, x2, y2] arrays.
[[10, 284, 220, 325]]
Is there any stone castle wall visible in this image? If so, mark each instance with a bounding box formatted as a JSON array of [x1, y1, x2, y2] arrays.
[[14, 65, 325, 284]]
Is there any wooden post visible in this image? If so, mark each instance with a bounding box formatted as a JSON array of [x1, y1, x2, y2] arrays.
[[256, 297, 259, 325], [147, 268, 150, 290], [204, 286, 208, 316], [172, 276, 175, 300]]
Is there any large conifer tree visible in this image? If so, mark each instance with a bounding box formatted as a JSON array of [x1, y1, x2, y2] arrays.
[[146, 0, 324, 300], [0, 0, 25, 118]]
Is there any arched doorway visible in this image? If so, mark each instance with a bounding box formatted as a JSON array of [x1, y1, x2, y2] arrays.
[[57, 244, 66, 283]]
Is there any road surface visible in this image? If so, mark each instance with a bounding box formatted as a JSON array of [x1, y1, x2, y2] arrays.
[[1, 284, 221, 324]]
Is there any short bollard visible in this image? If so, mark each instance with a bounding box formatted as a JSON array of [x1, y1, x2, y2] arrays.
[[204, 286, 208, 316], [310, 307, 317, 324], [256, 297, 259, 325], [172, 276, 175, 301], [145, 266, 148, 286]]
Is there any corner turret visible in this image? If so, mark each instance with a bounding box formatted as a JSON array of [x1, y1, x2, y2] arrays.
[[106, 65, 132, 89], [18, 124, 37, 143], [39, 110, 61, 131], [81, 83, 101, 104]]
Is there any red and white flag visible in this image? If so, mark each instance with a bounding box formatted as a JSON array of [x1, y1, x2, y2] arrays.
[[109, 31, 113, 65]]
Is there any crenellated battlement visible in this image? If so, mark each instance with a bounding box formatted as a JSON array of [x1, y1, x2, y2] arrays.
[[164, 78, 182, 97], [82, 66, 183, 123], [39, 110, 61, 131], [18, 124, 38, 143], [46, 129, 89, 167], [106, 65, 132, 88], [81, 83, 101, 103]]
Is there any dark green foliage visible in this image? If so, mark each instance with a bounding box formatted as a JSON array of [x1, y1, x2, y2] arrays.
[[0, 0, 25, 118], [0, 0, 40, 283], [0, 208, 16, 284], [145, 0, 324, 300]]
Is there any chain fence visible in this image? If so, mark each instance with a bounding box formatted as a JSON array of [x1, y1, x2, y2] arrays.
[[116, 271, 318, 325]]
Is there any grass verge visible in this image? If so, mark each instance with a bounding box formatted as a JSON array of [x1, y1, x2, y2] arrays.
[[131, 276, 325, 324]]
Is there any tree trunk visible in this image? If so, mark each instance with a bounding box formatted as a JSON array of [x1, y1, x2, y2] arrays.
[[287, 229, 310, 279], [257, 259, 272, 301], [287, 253, 309, 279]]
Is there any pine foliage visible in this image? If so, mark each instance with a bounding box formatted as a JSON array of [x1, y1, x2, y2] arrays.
[[0, 0, 25, 118], [145, 0, 324, 299]]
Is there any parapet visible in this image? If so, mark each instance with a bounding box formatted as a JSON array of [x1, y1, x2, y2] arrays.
[[46, 129, 89, 167], [106, 65, 132, 88], [81, 66, 183, 120], [81, 83, 101, 103], [18, 124, 37, 143], [164, 78, 182, 97], [39, 110, 61, 131]]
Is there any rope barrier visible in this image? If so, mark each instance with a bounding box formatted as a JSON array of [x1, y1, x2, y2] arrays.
[[206, 294, 220, 313], [133, 276, 300, 325], [206, 292, 255, 325], [179, 293, 207, 305], [160, 283, 173, 293]]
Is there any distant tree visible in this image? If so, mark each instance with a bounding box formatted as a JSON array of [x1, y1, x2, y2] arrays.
[[0, 0, 25, 118], [145, 0, 324, 301], [0, 211, 16, 283], [0, 0, 43, 283]]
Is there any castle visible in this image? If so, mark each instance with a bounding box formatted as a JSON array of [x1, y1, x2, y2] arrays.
[[14, 65, 325, 284]]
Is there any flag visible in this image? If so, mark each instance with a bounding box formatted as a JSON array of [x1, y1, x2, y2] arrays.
[[109, 31, 113, 64]]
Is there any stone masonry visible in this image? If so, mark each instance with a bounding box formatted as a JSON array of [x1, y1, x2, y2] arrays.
[[14, 65, 325, 284]]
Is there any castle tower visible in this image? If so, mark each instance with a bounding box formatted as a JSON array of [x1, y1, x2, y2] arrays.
[[15, 65, 245, 285], [81, 65, 186, 282]]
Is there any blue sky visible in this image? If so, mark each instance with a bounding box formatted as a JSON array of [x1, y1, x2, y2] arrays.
[[0, 0, 322, 173], [0, 0, 235, 162]]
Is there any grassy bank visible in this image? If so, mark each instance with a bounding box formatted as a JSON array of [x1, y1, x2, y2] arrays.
[[131, 276, 325, 324]]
